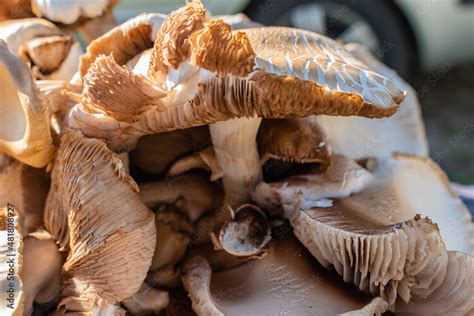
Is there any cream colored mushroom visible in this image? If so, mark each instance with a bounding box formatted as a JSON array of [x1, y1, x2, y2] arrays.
[[0, 216, 63, 316], [44, 129, 156, 313], [31, 0, 119, 43], [0, 18, 82, 80], [0, 41, 55, 168], [182, 234, 389, 315], [315, 43, 428, 159]]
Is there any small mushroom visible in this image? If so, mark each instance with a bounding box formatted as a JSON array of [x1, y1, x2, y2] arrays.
[[44, 129, 156, 314], [147, 265, 182, 289], [0, 18, 82, 80], [122, 283, 170, 315], [166, 146, 223, 181], [0, 41, 55, 167], [182, 234, 390, 315], [130, 125, 211, 175], [150, 206, 193, 271], [212, 204, 271, 257], [139, 174, 224, 222], [315, 43, 428, 160]]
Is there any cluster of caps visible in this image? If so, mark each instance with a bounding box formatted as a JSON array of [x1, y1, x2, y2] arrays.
[[0, 1, 473, 315]]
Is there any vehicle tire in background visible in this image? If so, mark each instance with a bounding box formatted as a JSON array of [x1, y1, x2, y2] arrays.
[[244, 0, 417, 79]]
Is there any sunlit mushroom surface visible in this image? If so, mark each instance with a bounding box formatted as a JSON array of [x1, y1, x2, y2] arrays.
[[0, 1, 472, 315]]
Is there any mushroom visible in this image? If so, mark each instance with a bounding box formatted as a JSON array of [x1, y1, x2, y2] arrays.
[[31, 0, 120, 43], [0, 0, 34, 21], [0, 155, 50, 235], [69, 0, 405, 153], [0, 40, 55, 168], [130, 125, 211, 175], [0, 215, 63, 316], [139, 173, 224, 222], [44, 129, 156, 314], [166, 146, 223, 181], [315, 43, 428, 160], [211, 204, 271, 257], [0, 18, 82, 80], [252, 155, 374, 218], [122, 283, 170, 315], [182, 234, 390, 315], [150, 205, 193, 272]]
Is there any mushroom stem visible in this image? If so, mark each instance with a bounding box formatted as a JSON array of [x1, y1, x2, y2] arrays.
[[209, 117, 262, 206], [78, 10, 118, 43]]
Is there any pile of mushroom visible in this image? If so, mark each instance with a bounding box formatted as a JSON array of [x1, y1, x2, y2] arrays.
[[1, 1, 473, 315]]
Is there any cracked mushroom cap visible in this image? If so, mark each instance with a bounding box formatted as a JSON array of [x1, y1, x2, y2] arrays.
[[182, 234, 389, 316], [0, 218, 63, 316], [0, 18, 82, 80], [315, 43, 428, 160], [69, 0, 406, 150], [44, 129, 156, 314], [0, 41, 55, 167]]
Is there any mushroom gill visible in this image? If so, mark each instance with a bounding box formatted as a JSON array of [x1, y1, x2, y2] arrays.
[[0, 40, 55, 168], [0, 18, 82, 80], [44, 129, 156, 313], [182, 234, 389, 316]]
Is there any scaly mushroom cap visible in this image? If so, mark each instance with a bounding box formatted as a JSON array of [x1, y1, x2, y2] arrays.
[[0, 41, 55, 167], [182, 234, 389, 315], [31, 0, 117, 25], [0, 216, 62, 316], [0, 156, 50, 235], [257, 117, 330, 167], [0, 18, 82, 80], [315, 43, 428, 159], [44, 129, 156, 313], [69, 0, 405, 150], [80, 13, 166, 77]]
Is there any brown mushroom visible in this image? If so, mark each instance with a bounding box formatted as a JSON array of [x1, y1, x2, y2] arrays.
[[0, 40, 55, 167], [139, 173, 224, 222], [182, 234, 389, 315], [122, 283, 169, 315], [44, 129, 156, 314]]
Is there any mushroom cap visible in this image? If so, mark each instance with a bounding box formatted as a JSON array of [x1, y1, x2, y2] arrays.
[[216, 204, 271, 257], [31, 0, 117, 25], [182, 234, 389, 316], [0, 40, 55, 167], [44, 129, 156, 313], [122, 283, 170, 315], [315, 43, 428, 159]]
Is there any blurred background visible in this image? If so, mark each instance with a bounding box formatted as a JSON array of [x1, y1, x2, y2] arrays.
[[117, 0, 474, 186]]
